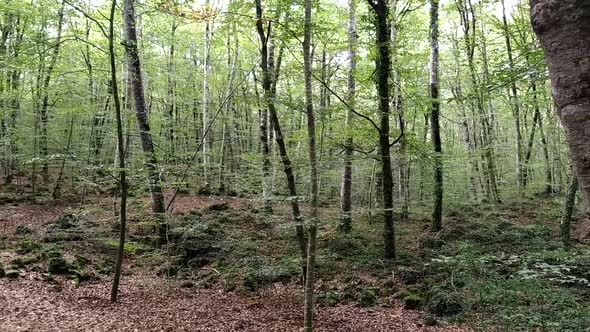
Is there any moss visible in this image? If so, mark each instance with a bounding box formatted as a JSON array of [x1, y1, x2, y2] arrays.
[[16, 237, 42, 254], [329, 236, 363, 257], [426, 291, 463, 317], [359, 287, 379, 307], [403, 293, 423, 310], [15, 225, 31, 235], [48, 256, 70, 274]]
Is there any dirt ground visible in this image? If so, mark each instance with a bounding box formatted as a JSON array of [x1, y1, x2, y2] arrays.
[[0, 275, 469, 332]]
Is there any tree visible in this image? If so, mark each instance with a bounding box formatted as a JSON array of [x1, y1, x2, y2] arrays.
[[39, 0, 65, 183], [502, 0, 524, 191], [560, 166, 578, 248], [109, 0, 128, 302], [530, 1, 590, 204], [338, 0, 356, 233], [303, 0, 319, 327], [368, 0, 395, 259], [429, 0, 442, 231], [123, 0, 167, 244], [254, 0, 307, 278]]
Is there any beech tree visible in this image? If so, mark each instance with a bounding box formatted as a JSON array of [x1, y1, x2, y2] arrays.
[[429, 0, 442, 232], [123, 0, 167, 244], [530, 1, 590, 204]]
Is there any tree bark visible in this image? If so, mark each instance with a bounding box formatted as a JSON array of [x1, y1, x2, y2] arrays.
[[109, 0, 128, 303], [39, 1, 65, 182], [123, 0, 166, 244], [202, 0, 212, 183], [530, 0, 590, 204], [561, 168, 578, 248], [369, 0, 395, 259], [502, 0, 524, 191], [254, 0, 307, 278], [303, 0, 319, 327], [429, 0, 443, 231], [339, 0, 356, 233]]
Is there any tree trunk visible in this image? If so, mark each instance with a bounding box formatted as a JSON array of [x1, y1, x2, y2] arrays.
[[165, 21, 178, 161], [339, 0, 356, 233], [109, 0, 128, 303], [254, 0, 307, 278], [530, 0, 590, 204], [39, 1, 65, 183], [429, 0, 443, 232], [561, 168, 578, 248], [303, 0, 319, 327], [202, 0, 212, 183], [123, 0, 166, 244], [502, 0, 524, 191], [369, 0, 395, 259]]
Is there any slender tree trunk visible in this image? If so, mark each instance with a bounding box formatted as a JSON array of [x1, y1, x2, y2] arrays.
[[39, 1, 65, 183], [502, 0, 524, 191], [254, 0, 307, 277], [339, 0, 356, 233], [202, 0, 212, 183], [561, 169, 578, 248], [302, 0, 319, 328], [51, 115, 74, 199], [530, 0, 590, 204], [109, 0, 128, 302], [522, 103, 540, 188], [5, 19, 23, 186], [429, 0, 443, 231], [123, 0, 166, 244], [165, 21, 178, 161], [369, 0, 395, 259]]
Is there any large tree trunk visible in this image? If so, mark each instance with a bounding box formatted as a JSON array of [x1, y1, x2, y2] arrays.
[[369, 0, 395, 259], [123, 0, 166, 244], [429, 0, 443, 232], [530, 1, 590, 204], [339, 0, 356, 233]]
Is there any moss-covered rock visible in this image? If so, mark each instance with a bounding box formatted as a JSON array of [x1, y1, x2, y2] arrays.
[[403, 293, 423, 310], [15, 225, 31, 235], [359, 287, 379, 307], [427, 292, 463, 316], [48, 256, 70, 274], [5, 269, 19, 279]]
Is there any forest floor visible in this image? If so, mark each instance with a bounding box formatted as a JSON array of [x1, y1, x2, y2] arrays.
[[1, 187, 589, 331]]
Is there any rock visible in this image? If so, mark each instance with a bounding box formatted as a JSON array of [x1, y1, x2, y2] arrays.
[[403, 293, 423, 310], [15, 225, 31, 235], [358, 287, 379, 307], [5, 270, 20, 279], [0, 264, 4, 278], [48, 257, 70, 274], [180, 281, 195, 288], [10, 258, 25, 268], [427, 292, 463, 317], [424, 315, 438, 326], [207, 202, 230, 212], [47, 214, 79, 231], [396, 266, 422, 285]]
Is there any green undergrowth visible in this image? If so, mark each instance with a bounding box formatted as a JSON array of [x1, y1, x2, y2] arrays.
[[3, 194, 588, 331], [414, 198, 590, 331]]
